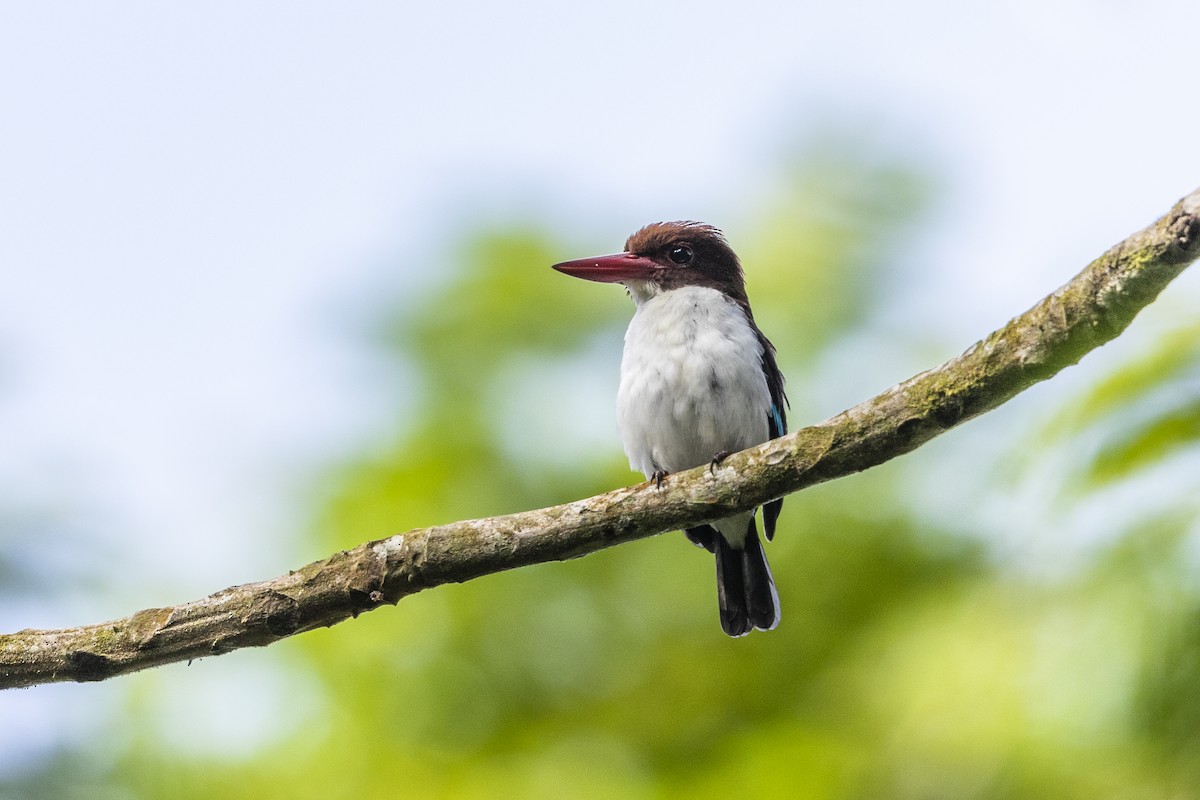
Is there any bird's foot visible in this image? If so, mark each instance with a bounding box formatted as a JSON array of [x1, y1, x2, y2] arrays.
[[651, 470, 669, 489], [709, 451, 732, 475]]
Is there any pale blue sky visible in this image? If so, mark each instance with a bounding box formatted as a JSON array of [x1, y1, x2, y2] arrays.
[[2, 0, 1198, 766]]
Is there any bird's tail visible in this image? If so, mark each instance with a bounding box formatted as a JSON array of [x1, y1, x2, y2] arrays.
[[714, 518, 780, 637]]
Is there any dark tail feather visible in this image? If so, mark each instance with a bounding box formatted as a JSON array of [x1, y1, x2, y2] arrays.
[[742, 519, 780, 631], [715, 536, 750, 636], [763, 497, 783, 541], [714, 519, 780, 637]]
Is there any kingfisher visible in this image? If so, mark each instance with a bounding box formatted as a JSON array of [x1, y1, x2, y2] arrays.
[[553, 222, 787, 637]]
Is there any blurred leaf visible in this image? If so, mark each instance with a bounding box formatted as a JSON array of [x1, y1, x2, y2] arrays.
[[1007, 321, 1200, 498], [1083, 403, 1200, 487], [1066, 322, 1200, 433]]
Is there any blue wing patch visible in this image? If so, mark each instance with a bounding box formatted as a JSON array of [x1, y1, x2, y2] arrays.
[[768, 403, 784, 440]]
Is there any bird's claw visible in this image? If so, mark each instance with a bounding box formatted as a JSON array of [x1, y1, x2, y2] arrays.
[[651, 470, 669, 489], [709, 451, 732, 475]]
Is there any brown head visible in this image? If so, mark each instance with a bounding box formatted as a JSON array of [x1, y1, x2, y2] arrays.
[[552, 221, 748, 305]]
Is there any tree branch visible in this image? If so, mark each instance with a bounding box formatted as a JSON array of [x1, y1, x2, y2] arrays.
[[4, 189, 1199, 690]]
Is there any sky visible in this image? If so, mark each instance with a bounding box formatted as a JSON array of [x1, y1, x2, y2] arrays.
[[1, 0, 1199, 768]]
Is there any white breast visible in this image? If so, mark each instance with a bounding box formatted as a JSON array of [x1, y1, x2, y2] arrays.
[[616, 285, 771, 478]]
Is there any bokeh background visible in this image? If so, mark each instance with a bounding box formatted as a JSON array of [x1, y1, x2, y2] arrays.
[[4, 2, 1200, 798]]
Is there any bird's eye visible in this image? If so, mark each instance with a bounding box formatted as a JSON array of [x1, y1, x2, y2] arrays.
[[668, 245, 693, 265]]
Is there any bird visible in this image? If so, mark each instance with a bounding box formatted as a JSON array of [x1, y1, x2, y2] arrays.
[[552, 221, 787, 637]]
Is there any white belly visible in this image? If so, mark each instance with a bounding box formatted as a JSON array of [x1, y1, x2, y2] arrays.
[[616, 286, 770, 479]]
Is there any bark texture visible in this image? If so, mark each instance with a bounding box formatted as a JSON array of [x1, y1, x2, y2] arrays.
[[3, 188, 1199, 690]]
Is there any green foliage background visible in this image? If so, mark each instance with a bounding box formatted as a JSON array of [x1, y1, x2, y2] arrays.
[[7, 140, 1200, 799]]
